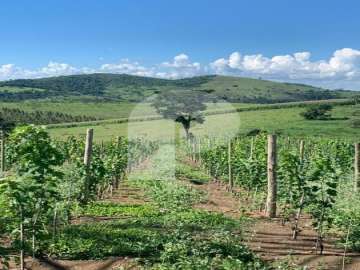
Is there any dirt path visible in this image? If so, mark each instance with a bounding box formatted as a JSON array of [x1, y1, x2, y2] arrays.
[[192, 180, 360, 270], [193, 180, 243, 218], [27, 257, 138, 270], [19, 152, 360, 270]]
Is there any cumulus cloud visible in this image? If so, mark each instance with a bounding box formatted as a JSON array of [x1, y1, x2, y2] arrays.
[[0, 62, 82, 80], [100, 59, 155, 77], [210, 48, 360, 86], [1, 49, 360, 89], [160, 54, 202, 78], [40, 62, 79, 76]]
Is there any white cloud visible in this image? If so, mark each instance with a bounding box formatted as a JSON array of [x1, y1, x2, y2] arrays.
[[210, 58, 229, 73], [40, 62, 79, 77], [100, 59, 155, 77], [0, 62, 81, 80], [294, 52, 311, 62], [0, 64, 18, 80], [1, 49, 360, 89], [160, 54, 202, 79], [210, 48, 360, 88], [228, 52, 242, 69]]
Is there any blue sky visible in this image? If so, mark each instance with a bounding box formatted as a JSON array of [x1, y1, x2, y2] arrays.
[[1, 0, 360, 89]]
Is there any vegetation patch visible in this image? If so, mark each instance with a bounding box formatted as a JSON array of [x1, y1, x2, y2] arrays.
[[80, 202, 159, 218], [175, 162, 211, 185]]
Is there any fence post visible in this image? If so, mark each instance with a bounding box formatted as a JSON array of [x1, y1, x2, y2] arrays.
[[0, 130, 5, 173], [266, 134, 277, 218], [355, 143, 360, 192], [250, 137, 254, 159], [299, 140, 305, 161], [198, 137, 202, 164], [84, 129, 94, 200], [84, 129, 94, 166], [228, 140, 233, 191]]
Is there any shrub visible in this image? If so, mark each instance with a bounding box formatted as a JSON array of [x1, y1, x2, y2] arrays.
[[300, 104, 333, 120], [351, 119, 360, 128]]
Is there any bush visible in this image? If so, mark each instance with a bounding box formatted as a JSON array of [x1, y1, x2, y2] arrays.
[[300, 104, 333, 120], [351, 119, 360, 128]]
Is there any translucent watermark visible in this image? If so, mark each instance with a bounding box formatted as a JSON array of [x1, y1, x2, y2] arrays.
[[127, 90, 241, 181]]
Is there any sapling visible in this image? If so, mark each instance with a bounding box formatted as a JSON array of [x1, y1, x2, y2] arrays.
[[0, 126, 63, 267], [307, 154, 339, 254]]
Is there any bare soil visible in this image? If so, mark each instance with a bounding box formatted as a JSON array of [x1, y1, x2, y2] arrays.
[[192, 180, 360, 270], [10, 159, 360, 270]]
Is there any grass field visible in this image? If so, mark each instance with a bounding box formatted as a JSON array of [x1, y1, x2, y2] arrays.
[[48, 103, 360, 141], [0, 86, 45, 93], [0, 101, 147, 119], [0, 100, 262, 120]]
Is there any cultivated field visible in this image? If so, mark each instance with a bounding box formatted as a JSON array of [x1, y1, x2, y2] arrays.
[[47, 102, 360, 141]]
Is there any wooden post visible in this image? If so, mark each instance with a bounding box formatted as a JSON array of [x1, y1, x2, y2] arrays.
[[20, 209, 24, 270], [266, 134, 277, 218], [84, 129, 94, 166], [0, 130, 4, 173], [198, 137, 202, 164], [100, 140, 104, 157], [228, 140, 233, 191], [299, 140, 305, 161], [84, 129, 93, 200], [250, 137, 254, 159], [355, 143, 360, 192]]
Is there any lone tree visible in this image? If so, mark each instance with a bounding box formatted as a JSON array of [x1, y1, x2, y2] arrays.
[[301, 104, 333, 120], [152, 90, 207, 139]]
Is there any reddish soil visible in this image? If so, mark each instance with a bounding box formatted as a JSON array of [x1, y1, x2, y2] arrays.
[[21, 257, 139, 270], [192, 180, 360, 270], [8, 158, 360, 270]]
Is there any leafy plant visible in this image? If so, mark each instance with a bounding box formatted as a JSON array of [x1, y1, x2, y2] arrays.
[[0, 125, 64, 268]]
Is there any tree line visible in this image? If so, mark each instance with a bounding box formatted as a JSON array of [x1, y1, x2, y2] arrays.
[[0, 107, 99, 125]]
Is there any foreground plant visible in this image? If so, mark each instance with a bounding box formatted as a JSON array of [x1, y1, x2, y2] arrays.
[[0, 125, 63, 269]]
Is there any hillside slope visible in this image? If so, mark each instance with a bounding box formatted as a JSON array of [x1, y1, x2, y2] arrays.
[[0, 73, 357, 103]]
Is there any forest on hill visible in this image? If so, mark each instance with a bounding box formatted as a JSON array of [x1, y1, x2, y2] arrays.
[[0, 73, 357, 103]]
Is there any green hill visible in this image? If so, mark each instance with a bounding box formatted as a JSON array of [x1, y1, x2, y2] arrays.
[[0, 73, 357, 103]]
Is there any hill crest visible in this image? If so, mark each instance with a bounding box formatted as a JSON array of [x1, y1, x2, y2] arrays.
[[0, 73, 356, 103]]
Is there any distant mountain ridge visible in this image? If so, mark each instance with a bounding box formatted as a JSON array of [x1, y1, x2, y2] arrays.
[[0, 73, 357, 103]]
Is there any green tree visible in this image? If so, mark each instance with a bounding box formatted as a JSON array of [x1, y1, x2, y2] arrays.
[[152, 90, 207, 138]]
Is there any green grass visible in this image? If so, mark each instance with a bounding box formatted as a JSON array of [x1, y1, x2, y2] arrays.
[[0, 100, 257, 120], [0, 101, 154, 119], [0, 86, 45, 93], [176, 162, 211, 185], [48, 103, 360, 141], [80, 202, 159, 218]]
